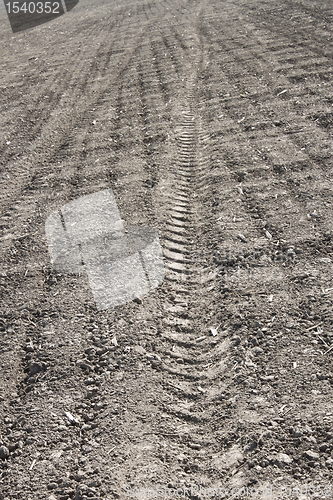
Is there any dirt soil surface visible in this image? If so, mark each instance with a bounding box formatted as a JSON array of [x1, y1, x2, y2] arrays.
[[0, 0, 333, 498]]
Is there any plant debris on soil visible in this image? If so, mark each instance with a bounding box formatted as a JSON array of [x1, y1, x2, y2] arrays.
[[0, 0, 333, 498]]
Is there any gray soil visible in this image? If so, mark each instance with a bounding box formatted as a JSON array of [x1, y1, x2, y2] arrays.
[[0, 0, 333, 498]]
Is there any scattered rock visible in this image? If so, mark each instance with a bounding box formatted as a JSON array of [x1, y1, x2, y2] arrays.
[[303, 450, 319, 461], [275, 453, 293, 468], [252, 347, 264, 355], [326, 458, 333, 467]]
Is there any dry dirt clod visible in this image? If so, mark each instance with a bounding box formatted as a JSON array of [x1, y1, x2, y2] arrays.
[[303, 450, 319, 461], [0, 445, 9, 460], [81, 424, 91, 432], [86, 386, 99, 399], [319, 257, 332, 263], [244, 441, 257, 452], [7, 442, 16, 452], [188, 443, 201, 450], [275, 453, 293, 468], [28, 362, 43, 376], [252, 347, 264, 355], [76, 470, 86, 482], [1, 0, 333, 496], [76, 359, 93, 371], [64, 411, 79, 425], [237, 233, 247, 243], [25, 341, 34, 352], [47, 482, 58, 490]]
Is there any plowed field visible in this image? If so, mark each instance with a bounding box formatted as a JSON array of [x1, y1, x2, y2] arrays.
[[0, 0, 333, 498]]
